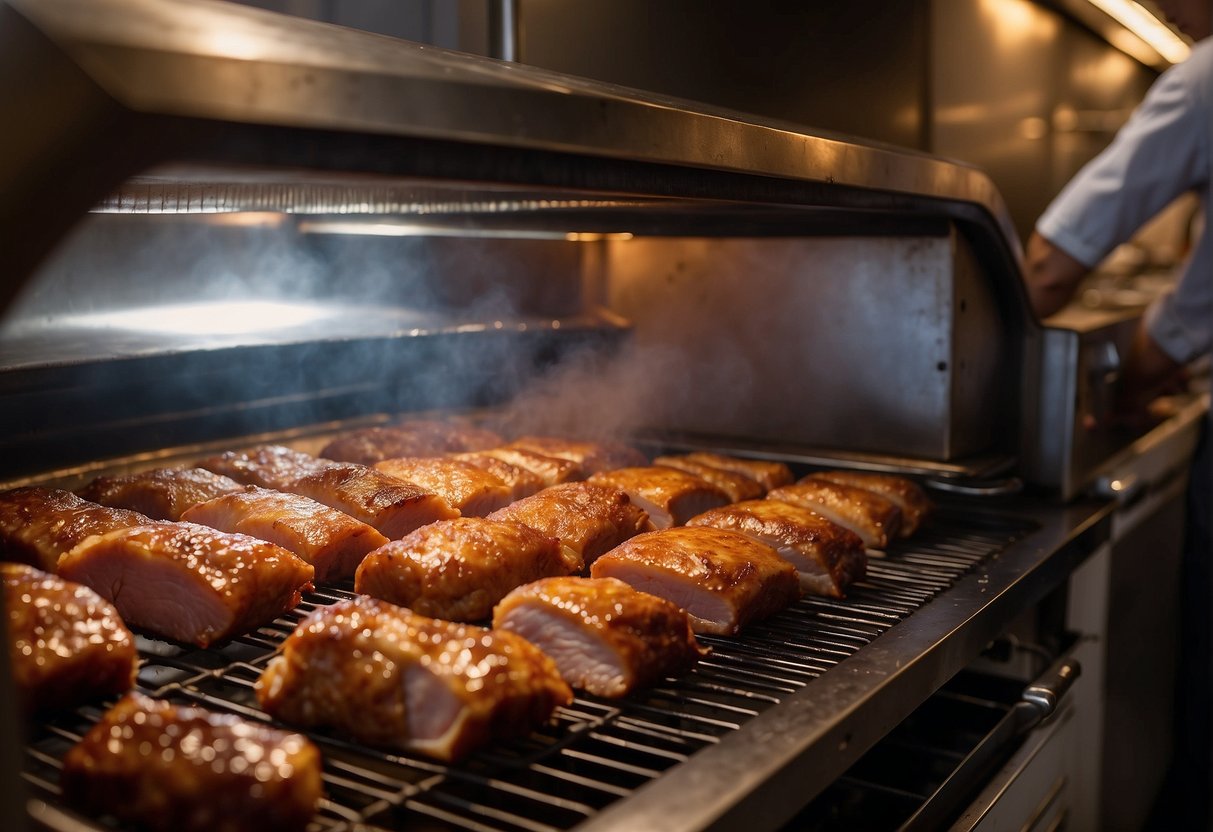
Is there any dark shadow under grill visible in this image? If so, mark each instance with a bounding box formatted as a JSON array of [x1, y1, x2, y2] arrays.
[[21, 502, 1034, 832]]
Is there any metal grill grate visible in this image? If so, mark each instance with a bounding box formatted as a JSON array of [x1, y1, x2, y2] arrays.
[[20, 502, 1033, 832]]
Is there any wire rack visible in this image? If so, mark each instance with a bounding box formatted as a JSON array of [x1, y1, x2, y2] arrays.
[[20, 502, 1034, 832]]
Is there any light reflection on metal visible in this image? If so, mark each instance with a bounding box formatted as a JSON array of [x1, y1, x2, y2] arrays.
[[1087, 0, 1191, 63], [565, 232, 633, 242], [297, 221, 567, 239], [296, 220, 634, 241], [47, 301, 332, 336]]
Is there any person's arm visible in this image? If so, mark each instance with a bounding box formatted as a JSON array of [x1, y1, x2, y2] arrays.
[[1024, 231, 1090, 318], [1115, 320, 1188, 428]]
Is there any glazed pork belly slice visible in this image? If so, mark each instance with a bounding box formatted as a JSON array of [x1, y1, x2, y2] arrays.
[[374, 457, 514, 517], [3, 563, 137, 713], [61, 692, 322, 832], [77, 467, 245, 521], [506, 436, 649, 475], [803, 470, 932, 537], [0, 487, 151, 573], [197, 444, 331, 490], [588, 466, 731, 529], [355, 518, 575, 622], [493, 576, 708, 697], [181, 486, 388, 582], [652, 455, 765, 502], [451, 452, 546, 499], [687, 500, 866, 598], [766, 480, 902, 549], [681, 452, 794, 492], [199, 445, 458, 538], [321, 419, 503, 466], [488, 482, 652, 571], [590, 526, 801, 635], [256, 596, 572, 762], [472, 447, 584, 487], [57, 522, 315, 647]]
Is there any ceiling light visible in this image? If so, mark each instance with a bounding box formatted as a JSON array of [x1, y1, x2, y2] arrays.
[[1087, 0, 1191, 64]]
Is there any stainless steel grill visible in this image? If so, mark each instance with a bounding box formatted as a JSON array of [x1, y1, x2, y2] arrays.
[[20, 500, 1033, 832]]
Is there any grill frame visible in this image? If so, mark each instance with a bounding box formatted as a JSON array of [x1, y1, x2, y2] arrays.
[[13, 465, 1113, 832]]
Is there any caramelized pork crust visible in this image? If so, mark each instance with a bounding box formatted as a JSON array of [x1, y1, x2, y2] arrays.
[[61, 692, 322, 832], [389, 418, 504, 452], [688, 500, 866, 598], [197, 445, 332, 490], [0, 487, 151, 573], [58, 522, 315, 648], [652, 456, 766, 502], [488, 482, 652, 570], [290, 463, 460, 538], [451, 452, 546, 500], [200, 446, 459, 539], [493, 576, 707, 697], [3, 563, 137, 713], [472, 447, 584, 487], [355, 518, 574, 622], [77, 467, 245, 521], [374, 457, 514, 517], [321, 421, 504, 466], [320, 426, 445, 466], [803, 471, 931, 536], [506, 436, 649, 475], [767, 480, 902, 549], [256, 597, 572, 762], [588, 466, 731, 529], [182, 486, 388, 582], [681, 452, 794, 492], [591, 526, 801, 635]]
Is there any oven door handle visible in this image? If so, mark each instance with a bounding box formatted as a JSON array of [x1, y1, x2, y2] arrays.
[[1019, 655, 1081, 727], [899, 654, 1081, 832]]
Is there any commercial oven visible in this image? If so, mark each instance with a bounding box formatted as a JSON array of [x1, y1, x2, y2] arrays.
[[1, 1, 1205, 830]]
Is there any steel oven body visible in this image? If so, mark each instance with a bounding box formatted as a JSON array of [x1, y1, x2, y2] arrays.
[[0, 1, 1203, 830]]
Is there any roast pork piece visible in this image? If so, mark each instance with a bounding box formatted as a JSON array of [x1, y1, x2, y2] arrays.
[[197, 444, 332, 490], [256, 596, 572, 762], [652, 455, 765, 502], [451, 452, 546, 499], [507, 436, 649, 475], [472, 446, 584, 487], [61, 692, 322, 832], [591, 527, 801, 635], [0, 487, 150, 573], [681, 452, 794, 492], [77, 467, 244, 521], [3, 563, 137, 713], [803, 471, 932, 536], [588, 466, 731, 529], [355, 518, 575, 622], [687, 500, 867, 598], [320, 420, 503, 465], [181, 486, 388, 582], [493, 576, 707, 697], [488, 482, 652, 571], [374, 456, 514, 517], [58, 522, 314, 647], [766, 480, 902, 549], [199, 445, 458, 538]]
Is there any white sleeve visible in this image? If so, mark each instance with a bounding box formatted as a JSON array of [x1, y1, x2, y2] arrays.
[[1035, 54, 1210, 267], [1145, 224, 1213, 363]]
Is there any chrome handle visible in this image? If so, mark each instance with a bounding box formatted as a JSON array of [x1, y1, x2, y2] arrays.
[[1020, 657, 1081, 725]]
